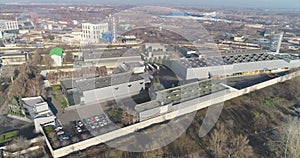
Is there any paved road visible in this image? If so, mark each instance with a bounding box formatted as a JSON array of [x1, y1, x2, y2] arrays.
[[49, 94, 108, 126], [48, 94, 80, 125]]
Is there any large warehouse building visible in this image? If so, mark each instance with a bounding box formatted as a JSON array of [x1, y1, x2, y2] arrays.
[[167, 53, 300, 80], [61, 72, 149, 106]]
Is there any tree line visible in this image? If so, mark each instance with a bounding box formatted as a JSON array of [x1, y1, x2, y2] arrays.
[[7, 52, 48, 101]]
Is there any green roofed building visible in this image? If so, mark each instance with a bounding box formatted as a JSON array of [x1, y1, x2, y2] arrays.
[[49, 47, 63, 66]]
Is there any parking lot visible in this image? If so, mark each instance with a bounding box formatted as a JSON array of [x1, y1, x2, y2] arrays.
[[73, 114, 111, 134], [42, 113, 116, 148]]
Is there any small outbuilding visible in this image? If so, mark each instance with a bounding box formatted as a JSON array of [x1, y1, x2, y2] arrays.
[[49, 47, 63, 66]]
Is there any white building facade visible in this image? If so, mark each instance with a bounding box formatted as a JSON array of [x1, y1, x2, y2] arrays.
[[0, 20, 19, 31], [21, 96, 56, 133], [0, 20, 19, 39], [62, 32, 82, 44], [81, 23, 109, 44], [50, 55, 63, 67]]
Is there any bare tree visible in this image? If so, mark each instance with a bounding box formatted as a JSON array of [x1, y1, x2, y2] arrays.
[[7, 136, 30, 152], [8, 72, 28, 100], [208, 123, 254, 158], [43, 54, 54, 69], [230, 134, 254, 158], [253, 112, 268, 132], [271, 118, 300, 158], [64, 52, 74, 63], [32, 51, 42, 66], [8, 63, 47, 100], [142, 148, 164, 158], [26, 74, 47, 97], [208, 123, 229, 158]]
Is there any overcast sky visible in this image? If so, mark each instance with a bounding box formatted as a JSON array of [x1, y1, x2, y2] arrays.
[[1, 0, 300, 9]]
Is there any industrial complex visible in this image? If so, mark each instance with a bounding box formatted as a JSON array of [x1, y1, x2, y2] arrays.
[[1, 4, 300, 158]]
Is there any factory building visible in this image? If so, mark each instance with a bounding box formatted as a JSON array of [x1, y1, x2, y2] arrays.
[[60, 72, 149, 106], [167, 53, 300, 80]]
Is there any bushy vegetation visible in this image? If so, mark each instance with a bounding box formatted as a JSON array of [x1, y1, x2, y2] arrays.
[[106, 104, 139, 127], [44, 125, 64, 149]]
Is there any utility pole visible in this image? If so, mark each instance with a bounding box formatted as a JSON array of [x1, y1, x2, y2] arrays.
[[112, 17, 116, 43], [276, 32, 284, 54]]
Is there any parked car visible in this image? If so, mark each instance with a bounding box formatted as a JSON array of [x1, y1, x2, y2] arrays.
[[78, 121, 83, 127], [57, 130, 65, 135], [103, 121, 108, 125], [77, 127, 82, 133], [55, 126, 63, 131], [59, 135, 69, 141], [100, 122, 104, 127]]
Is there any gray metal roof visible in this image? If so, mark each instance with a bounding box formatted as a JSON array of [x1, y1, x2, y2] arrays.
[[60, 78, 77, 90], [76, 72, 144, 92], [179, 57, 227, 68], [179, 53, 300, 69]]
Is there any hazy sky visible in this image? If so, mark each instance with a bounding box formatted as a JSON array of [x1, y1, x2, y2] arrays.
[[1, 0, 300, 9]]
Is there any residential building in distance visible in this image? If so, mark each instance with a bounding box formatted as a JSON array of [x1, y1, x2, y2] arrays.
[[61, 32, 82, 44], [144, 43, 167, 52], [0, 50, 29, 65], [0, 20, 19, 39], [116, 35, 138, 44], [16, 13, 35, 30], [0, 20, 19, 31], [233, 35, 245, 42], [81, 23, 109, 44], [21, 96, 56, 132]]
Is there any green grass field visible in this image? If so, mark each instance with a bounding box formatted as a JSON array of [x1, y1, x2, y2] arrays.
[[0, 130, 19, 144], [51, 86, 68, 108]]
